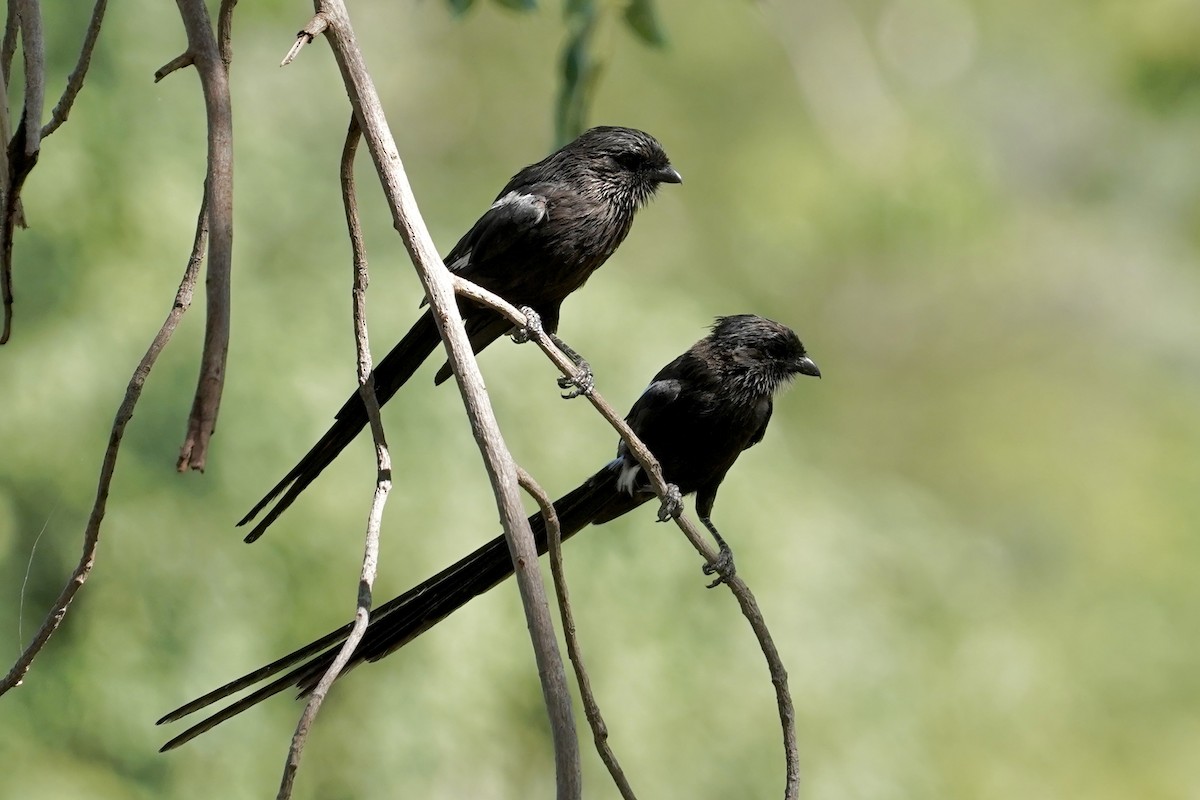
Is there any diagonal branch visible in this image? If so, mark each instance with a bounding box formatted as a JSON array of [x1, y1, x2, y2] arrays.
[[1, 191, 209, 695], [293, 2, 582, 796], [40, 0, 107, 139]]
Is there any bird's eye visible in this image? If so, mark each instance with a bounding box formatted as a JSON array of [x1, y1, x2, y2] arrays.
[[612, 151, 643, 171]]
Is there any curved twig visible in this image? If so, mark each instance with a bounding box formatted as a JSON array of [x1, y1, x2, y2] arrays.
[[1, 190, 209, 695], [40, 0, 107, 139], [277, 116, 390, 800], [173, 0, 233, 473], [516, 466, 640, 800]]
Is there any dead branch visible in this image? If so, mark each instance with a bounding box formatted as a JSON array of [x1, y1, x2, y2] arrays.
[[1, 0, 15, 84], [40, 0, 107, 139], [0, 0, 44, 344], [217, 0, 237, 67], [278, 117, 391, 800], [172, 0, 234, 473], [517, 466, 640, 800], [0, 191, 209, 695], [298, 2, 582, 796]]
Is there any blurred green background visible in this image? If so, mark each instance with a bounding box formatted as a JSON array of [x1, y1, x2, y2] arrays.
[[2, 0, 1199, 797]]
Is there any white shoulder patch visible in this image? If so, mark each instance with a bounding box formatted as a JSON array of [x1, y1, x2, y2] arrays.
[[491, 191, 548, 223], [616, 462, 642, 496], [447, 249, 472, 271]]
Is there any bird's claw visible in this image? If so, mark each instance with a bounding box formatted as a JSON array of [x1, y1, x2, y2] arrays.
[[557, 361, 594, 399], [656, 484, 684, 522], [512, 306, 542, 344], [702, 544, 736, 588]]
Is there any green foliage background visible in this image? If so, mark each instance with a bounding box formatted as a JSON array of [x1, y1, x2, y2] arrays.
[[2, 1, 1198, 797]]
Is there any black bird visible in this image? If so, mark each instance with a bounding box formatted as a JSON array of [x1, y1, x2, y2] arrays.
[[240, 126, 682, 543], [160, 315, 819, 750]]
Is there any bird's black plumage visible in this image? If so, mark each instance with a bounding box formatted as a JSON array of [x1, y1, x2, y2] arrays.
[[160, 315, 819, 750], [239, 126, 681, 542]]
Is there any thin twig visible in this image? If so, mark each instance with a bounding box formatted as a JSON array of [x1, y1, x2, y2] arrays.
[[280, 16, 325, 68], [1, 0, 16, 89], [15, 0, 43, 169], [0, 0, 44, 344], [310, 2, 581, 796], [278, 117, 389, 800], [451, 277, 802, 800], [0, 191, 209, 695], [40, 0, 107, 139], [154, 52, 193, 83], [173, 0, 234, 473], [516, 466, 640, 800], [217, 0, 237, 68]]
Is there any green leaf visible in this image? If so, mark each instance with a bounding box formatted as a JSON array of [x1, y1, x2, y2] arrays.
[[555, 7, 599, 146], [565, 0, 593, 18], [623, 0, 667, 47], [492, 0, 538, 11], [445, 0, 477, 16]]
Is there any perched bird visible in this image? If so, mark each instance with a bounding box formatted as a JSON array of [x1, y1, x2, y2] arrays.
[[160, 315, 819, 750], [240, 126, 682, 543]]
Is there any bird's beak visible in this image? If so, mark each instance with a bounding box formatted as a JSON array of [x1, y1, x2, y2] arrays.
[[654, 165, 683, 185], [794, 355, 821, 378]]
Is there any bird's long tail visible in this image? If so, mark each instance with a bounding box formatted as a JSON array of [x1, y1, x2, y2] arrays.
[[238, 311, 443, 543], [160, 463, 647, 751]]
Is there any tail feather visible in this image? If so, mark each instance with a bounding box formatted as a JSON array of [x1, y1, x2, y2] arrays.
[[238, 312, 442, 542], [162, 464, 649, 749]]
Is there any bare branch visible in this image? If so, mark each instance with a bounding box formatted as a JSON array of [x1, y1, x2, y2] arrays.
[[311, 2, 581, 795], [40, 0, 108, 139], [15, 0, 43, 162], [2, 0, 16, 88], [154, 52, 193, 83], [217, 0, 237, 68], [280, 15, 325, 68], [517, 466, 640, 800], [451, 278, 802, 800], [1, 191, 208, 695], [173, 0, 234, 473], [278, 117, 390, 800], [0, 0, 44, 344]]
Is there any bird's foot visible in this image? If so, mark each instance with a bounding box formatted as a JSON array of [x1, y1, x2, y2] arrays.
[[702, 545, 736, 588], [700, 519, 736, 588], [656, 484, 684, 522], [512, 306, 542, 344], [557, 361, 593, 399]]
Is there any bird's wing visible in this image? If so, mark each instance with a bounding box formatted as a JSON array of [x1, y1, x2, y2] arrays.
[[442, 183, 556, 279], [623, 376, 683, 442], [745, 399, 774, 450]]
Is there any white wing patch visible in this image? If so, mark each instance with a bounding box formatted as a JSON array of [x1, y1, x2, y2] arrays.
[[447, 250, 471, 271], [616, 462, 642, 495], [491, 191, 548, 224]]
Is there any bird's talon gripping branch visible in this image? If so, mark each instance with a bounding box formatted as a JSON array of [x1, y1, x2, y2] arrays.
[[700, 518, 736, 588], [557, 361, 594, 399], [512, 305, 542, 344], [656, 484, 684, 522]]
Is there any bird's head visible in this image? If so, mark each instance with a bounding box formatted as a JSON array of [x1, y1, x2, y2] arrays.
[[708, 314, 821, 398], [561, 126, 682, 207]]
